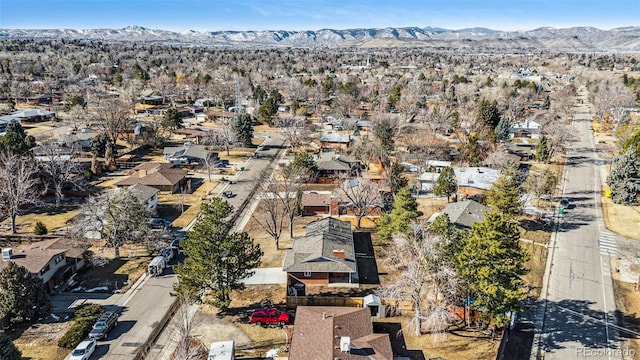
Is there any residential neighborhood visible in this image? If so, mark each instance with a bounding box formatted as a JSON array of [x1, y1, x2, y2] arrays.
[[0, 18, 639, 360]]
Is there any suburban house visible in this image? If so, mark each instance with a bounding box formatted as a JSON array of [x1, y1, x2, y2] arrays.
[[126, 183, 160, 213], [163, 143, 216, 166], [429, 199, 490, 229], [319, 133, 354, 152], [509, 119, 542, 140], [301, 191, 332, 216], [453, 167, 501, 198], [316, 151, 361, 182], [1, 108, 56, 123], [116, 162, 187, 193], [31, 144, 75, 162], [289, 306, 393, 360], [0, 116, 17, 133], [283, 218, 357, 288], [59, 129, 100, 150], [417, 160, 452, 193], [0, 238, 88, 292]]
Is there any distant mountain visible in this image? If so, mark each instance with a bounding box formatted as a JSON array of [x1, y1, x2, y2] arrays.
[[1, 25, 639, 52]]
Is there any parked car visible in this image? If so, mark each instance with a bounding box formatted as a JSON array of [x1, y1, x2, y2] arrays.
[[559, 198, 573, 209], [69, 338, 96, 360], [149, 218, 172, 228], [250, 308, 291, 326], [160, 246, 178, 262], [89, 311, 119, 340], [222, 191, 234, 198]]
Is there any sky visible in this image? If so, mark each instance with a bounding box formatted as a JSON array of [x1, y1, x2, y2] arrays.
[[1, 0, 638, 32]]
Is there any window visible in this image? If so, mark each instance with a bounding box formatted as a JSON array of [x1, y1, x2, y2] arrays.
[[303, 271, 311, 277]]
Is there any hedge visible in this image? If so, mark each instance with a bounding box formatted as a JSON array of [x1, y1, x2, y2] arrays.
[[57, 304, 105, 349]]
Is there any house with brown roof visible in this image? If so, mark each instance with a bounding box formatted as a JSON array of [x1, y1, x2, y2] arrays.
[[0, 238, 88, 292], [289, 306, 393, 360], [116, 162, 187, 194], [283, 218, 357, 287], [316, 151, 361, 183]]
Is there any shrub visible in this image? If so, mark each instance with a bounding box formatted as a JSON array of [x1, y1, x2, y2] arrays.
[[33, 221, 48, 235], [57, 304, 105, 349]]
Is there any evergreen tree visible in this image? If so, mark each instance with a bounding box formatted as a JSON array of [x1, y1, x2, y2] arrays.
[[534, 135, 552, 163], [607, 148, 640, 205], [476, 99, 501, 129], [434, 166, 458, 203], [457, 212, 529, 326], [485, 172, 524, 216], [0, 120, 35, 155], [373, 118, 395, 154], [231, 113, 254, 147], [162, 108, 184, 130], [376, 187, 423, 243], [257, 97, 278, 124], [387, 162, 408, 195], [0, 331, 21, 360], [542, 95, 551, 110], [174, 198, 263, 308], [494, 118, 510, 142], [0, 262, 51, 325]]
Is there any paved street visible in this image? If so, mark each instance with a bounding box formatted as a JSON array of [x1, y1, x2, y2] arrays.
[[534, 91, 622, 359]]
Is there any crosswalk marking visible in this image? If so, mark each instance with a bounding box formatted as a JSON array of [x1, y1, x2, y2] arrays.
[[599, 230, 618, 256]]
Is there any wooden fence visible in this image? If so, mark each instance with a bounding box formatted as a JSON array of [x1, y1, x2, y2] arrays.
[[286, 296, 364, 309]]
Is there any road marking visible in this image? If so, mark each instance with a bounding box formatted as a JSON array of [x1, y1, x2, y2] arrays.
[[599, 230, 618, 256]]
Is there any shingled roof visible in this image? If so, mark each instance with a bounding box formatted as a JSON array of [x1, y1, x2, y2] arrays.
[[437, 199, 490, 229], [289, 306, 392, 360], [282, 218, 356, 273]]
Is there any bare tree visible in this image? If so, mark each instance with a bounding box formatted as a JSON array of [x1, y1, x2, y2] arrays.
[[0, 151, 40, 234], [71, 188, 152, 257], [253, 177, 287, 250], [91, 97, 132, 164], [539, 115, 573, 156], [523, 168, 559, 207], [377, 222, 461, 336], [202, 120, 234, 156], [482, 143, 514, 170], [333, 177, 383, 229], [550, 86, 576, 121], [170, 291, 206, 360], [277, 117, 311, 150], [36, 142, 84, 207]]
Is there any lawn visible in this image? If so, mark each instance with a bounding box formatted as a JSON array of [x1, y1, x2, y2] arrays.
[[159, 180, 218, 228], [601, 195, 640, 240], [0, 207, 80, 234]]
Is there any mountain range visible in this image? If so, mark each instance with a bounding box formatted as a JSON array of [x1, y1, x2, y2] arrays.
[[1, 25, 639, 52]]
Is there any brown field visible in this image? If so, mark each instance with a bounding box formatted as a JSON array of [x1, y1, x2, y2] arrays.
[[601, 196, 640, 241]]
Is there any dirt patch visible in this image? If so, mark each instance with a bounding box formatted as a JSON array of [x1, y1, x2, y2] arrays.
[[11, 320, 72, 360], [613, 280, 640, 357], [416, 197, 448, 219], [522, 242, 548, 299]]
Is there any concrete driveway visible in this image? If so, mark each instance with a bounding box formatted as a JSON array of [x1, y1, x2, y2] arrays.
[[243, 267, 287, 285]]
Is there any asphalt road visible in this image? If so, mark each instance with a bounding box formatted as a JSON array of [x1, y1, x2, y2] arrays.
[[534, 91, 622, 359]]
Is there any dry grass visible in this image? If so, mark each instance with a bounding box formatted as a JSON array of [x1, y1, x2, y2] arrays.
[[12, 320, 73, 360], [15, 344, 69, 360], [601, 196, 640, 240], [96, 176, 123, 190], [416, 197, 448, 219], [0, 208, 80, 234], [521, 242, 548, 298], [160, 180, 218, 228], [613, 280, 640, 357]]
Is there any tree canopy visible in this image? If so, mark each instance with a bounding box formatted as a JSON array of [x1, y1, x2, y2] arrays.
[[0, 120, 36, 155], [607, 148, 640, 205], [162, 108, 184, 130], [232, 113, 254, 147], [0, 331, 21, 360], [434, 166, 457, 203], [0, 262, 51, 325], [485, 172, 524, 217], [456, 212, 529, 325], [376, 187, 423, 244], [175, 197, 263, 308]]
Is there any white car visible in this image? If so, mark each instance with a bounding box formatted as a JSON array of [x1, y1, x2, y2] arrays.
[[69, 339, 96, 360]]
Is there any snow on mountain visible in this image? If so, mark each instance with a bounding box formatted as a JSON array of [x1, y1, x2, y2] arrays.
[[0, 25, 638, 52]]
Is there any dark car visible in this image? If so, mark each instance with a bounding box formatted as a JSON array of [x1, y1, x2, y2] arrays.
[[250, 308, 291, 326], [559, 198, 573, 209], [149, 218, 172, 229], [89, 311, 119, 340], [222, 191, 234, 198]]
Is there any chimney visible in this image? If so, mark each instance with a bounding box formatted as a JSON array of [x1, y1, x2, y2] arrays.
[[333, 249, 345, 259], [340, 337, 351, 353], [323, 312, 327, 320], [138, 169, 147, 178]]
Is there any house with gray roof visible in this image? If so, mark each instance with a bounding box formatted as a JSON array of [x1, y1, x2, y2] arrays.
[[319, 133, 355, 152], [429, 199, 490, 229], [316, 151, 361, 181], [283, 218, 357, 287], [126, 183, 159, 212], [163, 143, 216, 166], [453, 166, 501, 198]]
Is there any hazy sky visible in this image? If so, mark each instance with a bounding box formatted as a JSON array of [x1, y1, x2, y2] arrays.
[[1, 0, 638, 32]]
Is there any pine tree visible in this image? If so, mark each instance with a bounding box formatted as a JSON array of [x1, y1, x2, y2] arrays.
[[231, 113, 254, 147], [162, 108, 184, 130], [494, 118, 510, 142], [0, 331, 21, 360], [476, 99, 501, 129], [376, 187, 423, 243], [174, 197, 263, 308], [607, 148, 640, 205], [542, 95, 551, 110], [0, 262, 51, 324], [485, 172, 524, 216], [456, 212, 529, 326], [434, 166, 458, 203], [534, 135, 552, 162]]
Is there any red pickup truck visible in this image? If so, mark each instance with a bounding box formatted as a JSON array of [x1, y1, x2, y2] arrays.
[[250, 308, 291, 326]]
